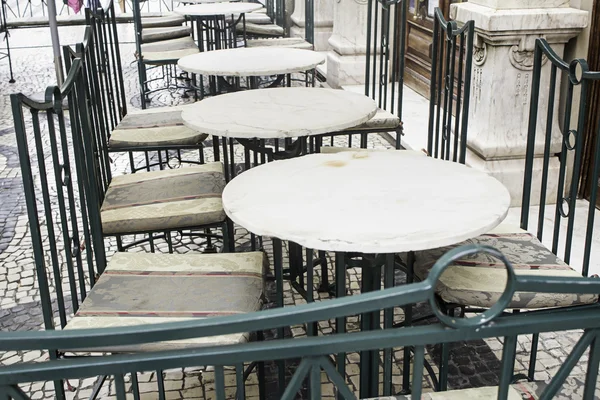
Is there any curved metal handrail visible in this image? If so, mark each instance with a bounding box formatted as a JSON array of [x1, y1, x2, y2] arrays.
[[1, 244, 599, 354]]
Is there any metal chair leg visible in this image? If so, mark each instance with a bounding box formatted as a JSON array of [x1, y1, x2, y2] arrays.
[[528, 333, 540, 381]]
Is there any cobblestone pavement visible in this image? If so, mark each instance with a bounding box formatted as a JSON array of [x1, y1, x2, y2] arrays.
[[0, 23, 599, 400]]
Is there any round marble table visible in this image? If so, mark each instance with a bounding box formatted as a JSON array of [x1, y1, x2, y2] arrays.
[[181, 87, 378, 139], [174, 3, 262, 53], [178, 47, 326, 77], [223, 150, 511, 253], [174, 3, 262, 16], [223, 150, 510, 398], [175, 0, 238, 3]]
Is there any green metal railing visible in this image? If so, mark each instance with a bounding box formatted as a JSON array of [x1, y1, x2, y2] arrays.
[[1, 245, 600, 399], [10, 57, 101, 400], [0, 0, 14, 82], [427, 8, 474, 164], [522, 38, 600, 279]]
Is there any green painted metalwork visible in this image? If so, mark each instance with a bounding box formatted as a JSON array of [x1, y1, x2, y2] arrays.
[[522, 38, 600, 278], [0, 0, 14, 83], [1, 245, 600, 399], [363, 0, 408, 150], [304, 0, 314, 45], [275, 0, 285, 32], [427, 7, 474, 164]]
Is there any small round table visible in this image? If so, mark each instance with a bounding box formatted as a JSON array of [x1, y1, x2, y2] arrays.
[[174, 2, 263, 16], [179, 47, 325, 78], [222, 150, 511, 398], [178, 47, 325, 96], [181, 87, 378, 178], [174, 3, 263, 51]]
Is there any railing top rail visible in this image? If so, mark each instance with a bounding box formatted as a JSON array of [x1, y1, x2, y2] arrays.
[[1, 245, 599, 354]]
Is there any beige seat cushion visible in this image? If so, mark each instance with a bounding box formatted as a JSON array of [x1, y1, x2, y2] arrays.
[[414, 231, 598, 309], [246, 37, 313, 49], [110, 106, 208, 149], [368, 380, 596, 399], [240, 22, 284, 36], [64, 251, 266, 352], [141, 37, 199, 64], [141, 26, 192, 43], [101, 163, 225, 235], [345, 108, 401, 131], [141, 13, 186, 28]]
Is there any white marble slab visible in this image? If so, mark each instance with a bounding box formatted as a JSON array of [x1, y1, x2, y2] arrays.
[[178, 47, 325, 76], [181, 87, 377, 139], [174, 2, 262, 16], [174, 0, 237, 3], [223, 151, 511, 253]]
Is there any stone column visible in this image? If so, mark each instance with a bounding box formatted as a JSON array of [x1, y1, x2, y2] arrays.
[[290, 0, 333, 51], [326, 0, 370, 88], [451, 0, 588, 206]]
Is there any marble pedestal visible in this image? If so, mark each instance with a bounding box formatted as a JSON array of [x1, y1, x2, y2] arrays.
[[452, 1, 588, 206], [326, 0, 370, 88], [290, 0, 333, 51]]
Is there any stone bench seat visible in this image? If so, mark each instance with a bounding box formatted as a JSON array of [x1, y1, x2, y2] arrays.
[[246, 37, 313, 50], [141, 36, 199, 64], [64, 251, 266, 352], [141, 26, 192, 43]]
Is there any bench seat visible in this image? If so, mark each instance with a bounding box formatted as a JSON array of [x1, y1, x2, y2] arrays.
[[64, 251, 266, 352], [101, 162, 225, 235], [109, 105, 207, 149], [246, 37, 313, 50], [141, 13, 186, 28], [240, 23, 284, 37], [141, 36, 199, 64], [414, 228, 599, 309], [141, 26, 192, 43]]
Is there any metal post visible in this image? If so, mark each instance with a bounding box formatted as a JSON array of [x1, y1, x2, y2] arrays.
[[47, 0, 64, 85]]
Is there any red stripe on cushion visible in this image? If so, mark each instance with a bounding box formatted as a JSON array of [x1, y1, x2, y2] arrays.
[[76, 310, 244, 317], [104, 271, 263, 278], [453, 260, 572, 270]]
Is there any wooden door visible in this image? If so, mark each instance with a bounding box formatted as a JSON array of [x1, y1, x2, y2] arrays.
[[403, 0, 465, 98]]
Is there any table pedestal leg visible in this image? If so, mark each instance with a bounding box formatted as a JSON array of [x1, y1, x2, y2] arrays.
[[334, 252, 346, 400], [359, 260, 382, 399], [401, 251, 415, 394]]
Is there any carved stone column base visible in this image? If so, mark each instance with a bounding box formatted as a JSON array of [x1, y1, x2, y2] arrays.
[[451, 2, 587, 205], [290, 25, 333, 51], [467, 150, 560, 207], [326, 51, 365, 88], [289, 0, 333, 51]]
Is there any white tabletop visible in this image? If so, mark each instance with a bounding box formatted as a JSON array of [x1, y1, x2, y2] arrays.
[[178, 47, 326, 76], [174, 2, 262, 16], [181, 87, 378, 139], [175, 0, 237, 3], [223, 151, 511, 253]]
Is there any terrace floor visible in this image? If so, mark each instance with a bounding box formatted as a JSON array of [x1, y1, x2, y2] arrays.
[[0, 23, 599, 399]]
